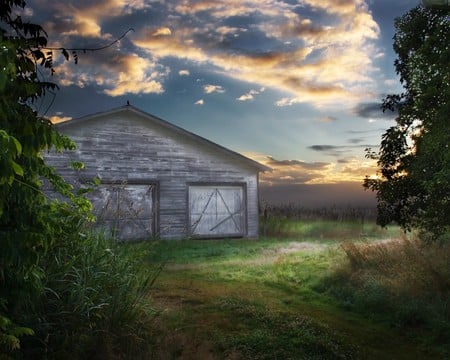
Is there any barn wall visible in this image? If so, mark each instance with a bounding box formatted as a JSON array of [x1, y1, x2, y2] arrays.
[[46, 111, 260, 240]]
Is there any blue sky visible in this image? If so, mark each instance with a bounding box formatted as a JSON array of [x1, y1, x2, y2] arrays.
[[23, 0, 421, 203]]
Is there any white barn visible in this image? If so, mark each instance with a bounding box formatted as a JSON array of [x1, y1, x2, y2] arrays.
[[46, 105, 270, 240]]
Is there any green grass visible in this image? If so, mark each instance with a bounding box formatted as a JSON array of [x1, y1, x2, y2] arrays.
[[19, 233, 159, 359], [260, 216, 400, 241], [141, 220, 448, 359]]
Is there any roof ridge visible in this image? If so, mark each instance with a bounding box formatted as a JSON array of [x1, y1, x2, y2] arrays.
[[55, 105, 271, 172]]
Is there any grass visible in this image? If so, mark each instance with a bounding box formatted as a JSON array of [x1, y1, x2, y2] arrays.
[[141, 219, 449, 359], [19, 233, 159, 359], [323, 238, 450, 354]]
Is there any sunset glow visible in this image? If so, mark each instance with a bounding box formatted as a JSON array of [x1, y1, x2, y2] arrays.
[[27, 0, 420, 203]]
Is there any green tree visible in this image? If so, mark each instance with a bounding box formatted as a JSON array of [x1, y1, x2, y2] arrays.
[[0, 0, 91, 353], [364, 5, 450, 241]]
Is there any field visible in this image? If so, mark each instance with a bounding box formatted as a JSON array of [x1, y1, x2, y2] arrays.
[[142, 219, 450, 359]]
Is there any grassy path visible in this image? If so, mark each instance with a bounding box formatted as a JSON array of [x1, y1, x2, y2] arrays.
[[145, 237, 442, 359]]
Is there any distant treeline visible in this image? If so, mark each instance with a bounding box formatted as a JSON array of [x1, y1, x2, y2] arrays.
[[260, 203, 378, 222]]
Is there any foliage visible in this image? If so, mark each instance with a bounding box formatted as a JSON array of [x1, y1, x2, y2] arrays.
[[364, 5, 450, 241], [0, 0, 92, 355], [322, 238, 450, 356], [21, 234, 157, 359], [260, 215, 396, 241], [0, 2, 156, 358]]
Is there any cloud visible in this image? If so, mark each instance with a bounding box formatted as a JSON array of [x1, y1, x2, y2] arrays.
[[236, 87, 265, 101], [275, 97, 301, 107], [179, 69, 190, 76], [266, 156, 329, 171], [103, 54, 166, 96], [308, 143, 378, 158], [384, 79, 397, 87], [49, 114, 72, 123], [245, 154, 331, 185], [45, 0, 151, 38], [339, 158, 378, 180], [203, 84, 225, 94], [56, 52, 168, 96], [29, 0, 383, 107], [309, 145, 341, 152], [353, 102, 397, 119], [319, 116, 337, 123], [216, 26, 247, 39], [131, 0, 382, 108], [348, 138, 364, 144], [152, 27, 172, 36], [195, 99, 204, 105], [245, 152, 378, 185]]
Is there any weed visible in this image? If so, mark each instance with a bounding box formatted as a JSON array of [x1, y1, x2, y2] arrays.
[[20, 233, 159, 358], [260, 216, 398, 241], [216, 296, 359, 359], [323, 237, 450, 356]]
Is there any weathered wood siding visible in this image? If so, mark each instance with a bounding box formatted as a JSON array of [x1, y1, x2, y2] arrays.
[[45, 109, 261, 240]]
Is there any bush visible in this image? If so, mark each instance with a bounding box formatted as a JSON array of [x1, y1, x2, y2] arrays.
[[18, 233, 158, 359], [322, 237, 450, 355]]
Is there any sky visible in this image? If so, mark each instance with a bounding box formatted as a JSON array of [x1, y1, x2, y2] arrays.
[[22, 0, 422, 206]]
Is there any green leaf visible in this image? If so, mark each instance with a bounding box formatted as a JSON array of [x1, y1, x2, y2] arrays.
[[10, 161, 24, 176], [11, 137, 22, 155], [93, 176, 101, 186], [10, 326, 34, 337], [70, 161, 85, 170], [1, 334, 20, 350]]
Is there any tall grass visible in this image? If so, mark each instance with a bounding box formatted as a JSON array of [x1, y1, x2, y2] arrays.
[[260, 216, 396, 241], [261, 204, 378, 222], [19, 233, 159, 359], [320, 237, 450, 355]]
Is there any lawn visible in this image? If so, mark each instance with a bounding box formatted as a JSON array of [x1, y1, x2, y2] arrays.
[[142, 220, 449, 359]]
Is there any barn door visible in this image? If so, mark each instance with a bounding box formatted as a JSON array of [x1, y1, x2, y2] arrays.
[[189, 185, 245, 237], [89, 184, 156, 240]]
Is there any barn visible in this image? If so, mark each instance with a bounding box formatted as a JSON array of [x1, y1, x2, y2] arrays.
[[45, 105, 270, 240]]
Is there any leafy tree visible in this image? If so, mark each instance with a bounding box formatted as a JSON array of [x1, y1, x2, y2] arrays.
[[364, 5, 450, 241], [0, 0, 91, 353]]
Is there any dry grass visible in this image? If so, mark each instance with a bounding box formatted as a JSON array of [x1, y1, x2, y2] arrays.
[[323, 236, 450, 356], [341, 237, 450, 297]]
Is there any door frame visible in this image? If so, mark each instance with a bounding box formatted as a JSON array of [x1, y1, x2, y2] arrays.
[[186, 182, 247, 239], [86, 179, 159, 240]]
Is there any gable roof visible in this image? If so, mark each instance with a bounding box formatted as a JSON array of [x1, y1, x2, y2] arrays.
[[56, 104, 271, 172]]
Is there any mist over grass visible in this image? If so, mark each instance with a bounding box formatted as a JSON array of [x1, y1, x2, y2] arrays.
[[145, 215, 449, 359]]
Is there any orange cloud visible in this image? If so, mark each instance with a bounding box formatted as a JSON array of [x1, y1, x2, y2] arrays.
[[203, 84, 225, 94], [48, 114, 72, 124], [132, 0, 380, 109], [41, 0, 382, 107], [244, 152, 378, 185], [56, 52, 167, 96], [51, 0, 151, 37]]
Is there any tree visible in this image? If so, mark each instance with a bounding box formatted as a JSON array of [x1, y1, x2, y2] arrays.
[[364, 5, 450, 241], [1, 3, 147, 357], [0, 0, 91, 353]]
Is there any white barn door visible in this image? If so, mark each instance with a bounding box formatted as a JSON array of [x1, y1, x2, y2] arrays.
[[189, 185, 246, 237], [89, 184, 156, 240]]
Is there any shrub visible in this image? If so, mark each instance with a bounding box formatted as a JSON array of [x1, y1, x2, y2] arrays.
[[18, 233, 158, 359], [323, 237, 450, 355]]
